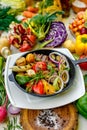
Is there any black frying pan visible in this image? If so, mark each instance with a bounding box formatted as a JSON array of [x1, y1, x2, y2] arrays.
[[9, 49, 87, 97]]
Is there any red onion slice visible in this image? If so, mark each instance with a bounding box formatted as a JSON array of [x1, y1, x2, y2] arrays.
[[60, 70, 69, 84]]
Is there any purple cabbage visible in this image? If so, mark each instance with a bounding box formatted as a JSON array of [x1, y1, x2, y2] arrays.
[[43, 21, 67, 47]]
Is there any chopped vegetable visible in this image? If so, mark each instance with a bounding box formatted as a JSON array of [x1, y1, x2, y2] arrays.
[[32, 80, 44, 95], [16, 57, 26, 66], [15, 75, 31, 85], [32, 61, 47, 72], [42, 79, 55, 95], [9, 23, 37, 52], [19, 41, 32, 52], [26, 53, 35, 63], [43, 21, 67, 47], [53, 76, 63, 91], [23, 11, 64, 41], [10, 64, 31, 72]]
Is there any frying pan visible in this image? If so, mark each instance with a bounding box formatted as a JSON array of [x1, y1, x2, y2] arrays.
[[8, 49, 87, 97]]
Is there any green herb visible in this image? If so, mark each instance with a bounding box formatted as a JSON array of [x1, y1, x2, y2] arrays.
[[40, 0, 53, 9], [47, 64, 55, 75], [30, 71, 45, 82], [4, 117, 23, 130], [23, 11, 64, 41], [16, 71, 45, 85], [0, 6, 11, 18], [0, 56, 6, 106], [0, 6, 20, 31]]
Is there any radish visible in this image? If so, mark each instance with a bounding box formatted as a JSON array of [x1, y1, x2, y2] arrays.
[[0, 95, 8, 123]]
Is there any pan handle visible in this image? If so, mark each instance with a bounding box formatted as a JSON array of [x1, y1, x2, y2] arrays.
[[73, 58, 87, 65]]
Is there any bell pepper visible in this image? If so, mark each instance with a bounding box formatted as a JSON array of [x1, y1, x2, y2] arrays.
[[15, 74, 31, 85], [75, 34, 87, 56], [76, 93, 87, 119], [42, 79, 55, 95]]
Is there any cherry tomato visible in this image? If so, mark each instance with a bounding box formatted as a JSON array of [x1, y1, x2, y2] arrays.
[[19, 41, 31, 52], [32, 61, 47, 72], [79, 55, 87, 70], [32, 80, 44, 95]]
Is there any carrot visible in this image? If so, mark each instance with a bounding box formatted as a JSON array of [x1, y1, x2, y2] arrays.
[[27, 6, 38, 13], [23, 11, 36, 18]]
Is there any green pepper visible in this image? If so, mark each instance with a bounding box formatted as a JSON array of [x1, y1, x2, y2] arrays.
[[76, 92, 87, 119], [15, 74, 31, 85]]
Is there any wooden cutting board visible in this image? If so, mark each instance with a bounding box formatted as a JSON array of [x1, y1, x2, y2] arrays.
[[20, 103, 78, 130]]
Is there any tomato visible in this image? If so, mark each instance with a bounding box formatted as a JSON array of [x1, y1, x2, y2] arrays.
[[32, 61, 47, 72], [79, 55, 87, 70], [32, 80, 44, 94], [19, 41, 31, 52]]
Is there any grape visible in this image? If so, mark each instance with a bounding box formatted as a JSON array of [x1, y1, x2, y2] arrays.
[[80, 27, 87, 35]]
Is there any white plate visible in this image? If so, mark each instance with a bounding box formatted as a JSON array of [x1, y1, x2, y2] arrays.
[[5, 48, 85, 109]]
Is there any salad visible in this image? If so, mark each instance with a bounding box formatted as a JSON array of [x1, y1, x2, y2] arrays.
[[11, 51, 70, 96]]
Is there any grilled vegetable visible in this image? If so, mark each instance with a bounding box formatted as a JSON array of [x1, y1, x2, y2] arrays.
[[15, 75, 31, 85], [10, 64, 31, 72]]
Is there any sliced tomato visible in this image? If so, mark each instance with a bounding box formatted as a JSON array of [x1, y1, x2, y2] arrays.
[[19, 41, 31, 52], [32, 80, 44, 95], [32, 61, 47, 72], [79, 55, 87, 70]]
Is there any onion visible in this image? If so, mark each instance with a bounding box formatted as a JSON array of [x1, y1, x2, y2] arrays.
[[53, 76, 64, 93], [49, 52, 63, 64], [8, 104, 20, 115], [60, 70, 69, 84]]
